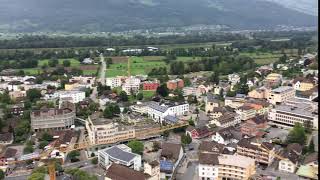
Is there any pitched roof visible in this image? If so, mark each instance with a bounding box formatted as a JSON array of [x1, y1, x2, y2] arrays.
[[186, 126, 211, 138], [0, 133, 13, 142], [199, 153, 219, 165], [199, 141, 224, 154], [287, 143, 303, 155], [303, 152, 318, 165], [161, 142, 182, 162], [207, 93, 219, 103], [217, 112, 236, 124], [281, 150, 300, 164], [1, 148, 17, 158], [106, 163, 149, 180], [248, 115, 267, 125]]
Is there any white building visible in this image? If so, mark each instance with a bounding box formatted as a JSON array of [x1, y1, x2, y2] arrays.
[[235, 105, 257, 121], [58, 90, 85, 103], [122, 77, 141, 95], [98, 144, 142, 171], [106, 77, 122, 88], [268, 86, 295, 105], [147, 101, 189, 124], [228, 73, 240, 85], [198, 153, 219, 180], [268, 98, 318, 129]]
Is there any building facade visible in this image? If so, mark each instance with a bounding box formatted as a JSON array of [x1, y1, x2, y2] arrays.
[[268, 86, 295, 105]]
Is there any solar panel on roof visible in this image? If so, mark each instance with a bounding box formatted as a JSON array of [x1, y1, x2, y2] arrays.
[[160, 160, 174, 171]]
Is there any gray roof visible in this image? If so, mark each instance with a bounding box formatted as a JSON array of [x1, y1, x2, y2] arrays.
[[207, 93, 219, 103], [271, 86, 293, 93], [275, 103, 317, 118], [164, 115, 178, 123], [148, 102, 168, 113], [104, 146, 137, 162]]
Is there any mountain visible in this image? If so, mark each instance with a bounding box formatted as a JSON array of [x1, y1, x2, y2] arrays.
[[0, 0, 317, 33], [265, 0, 318, 16]]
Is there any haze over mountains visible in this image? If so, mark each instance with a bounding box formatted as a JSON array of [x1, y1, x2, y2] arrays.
[[0, 0, 317, 33]]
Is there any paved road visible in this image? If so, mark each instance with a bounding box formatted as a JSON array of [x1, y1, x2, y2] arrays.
[[196, 110, 209, 127], [98, 54, 106, 85]]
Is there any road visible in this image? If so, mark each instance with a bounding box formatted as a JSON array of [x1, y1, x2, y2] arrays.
[[98, 53, 106, 86]]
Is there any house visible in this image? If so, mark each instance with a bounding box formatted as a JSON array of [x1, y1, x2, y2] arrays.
[[293, 77, 316, 91], [296, 152, 318, 179], [208, 107, 229, 120], [256, 65, 273, 76], [98, 144, 142, 171], [248, 87, 271, 99], [198, 153, 219, 180], [228, 73, 240, 85], [295, 85, 318, 101], [0, 133, 13, 145], [240, 116, 268, 137], [122, 77, 141, 95], [211, 127, 242, 145], [287, 143, 303, 155], [186, 126, 211, 139], [210, 112, 241, 128], [198, 141, 225, 154], [106, 77, 122, 88], [303, 152, 318, 167], [235, 105, 256, 121], [105, 163, 152, 180], [160, 142, 184, 180], [268, 86, 295, 105], [82, 58, 93, 64], [7, 103, 24, 116], [278, 149, 300, 173], [9, 90, 26, 101], [147, 101, 189, 124], [224, 95, 246, 109], [244, 98, 271, 115], [264, 73, 282, 87], [144, 160, 161, 180], [0, 147, 17, 166], [166, 79, 184, 90], [205, 93, 220, 113]]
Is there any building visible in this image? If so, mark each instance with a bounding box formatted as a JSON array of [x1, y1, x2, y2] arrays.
[[211, 127, 242, 145], [106, 77, 122, 88], [228, 73, 241, 85], [144, 160, 160, 180], [198, 141, 225, 154], [268, 86, 295, 105], [248, 87, 271, 99], [224, 95, 246, 109], [147, 101, 189, 124], [122, 77, 141, 95], [210, 112, 241, 128], [198, 153, 256, 180], [31, 101, 75, 132], [9, 90, 26, 100], [208, 107, 228, 120], [160, 142, 183, 180], [45, 90, 86, 103], [235, 105, 257, 121], [236, 139, 275, 165], [205, 93, 220, 113], [265, 73, 282, 87], [82, 58, 93, 64], [296, 152, 318, 180], [0, 133, 13, 145], [293, 77, 316, 91], [278, 149, 300, 173], [105, 163, 156, 180], [85, 113, 135, 145], [186, 126, 211, 139], [244, 99, 271, 115], [143, 81, 159, 91], [98, 144, 141, 171], [240, 116, 268, 137], [166, 79, 184, 90], [268, 99, 318, 129]]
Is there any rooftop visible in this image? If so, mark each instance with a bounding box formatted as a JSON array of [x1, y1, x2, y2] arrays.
[[218, 154, 255, 168], [102, 146, 138, 163], [271, 86, 294, 93], [199, 153, 219, 165], [296, 165, 318, 179], [106, 163, 149, 180]]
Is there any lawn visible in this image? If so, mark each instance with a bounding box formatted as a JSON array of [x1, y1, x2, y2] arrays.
[[38, 58, 80, 67], [106, 56, 167, 77], [142, 90, 156, 99], [22, 68, 43, 75]]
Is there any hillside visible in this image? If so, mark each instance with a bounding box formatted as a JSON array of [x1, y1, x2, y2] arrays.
[[0, 0, 317, 33]]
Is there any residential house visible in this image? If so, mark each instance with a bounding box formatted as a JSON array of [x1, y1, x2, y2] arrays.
[[186, 126, 212, 139], [198, 153, 219, 180], [236, 105, 257, 121], [228, 73, 240, 85], [248, 87, 271, 99], [198, 141, 225, 154], [98, 144, 142, 171], [122, 77, 141, 95], [264, 73, 282, 87], [105, 163, 151, 180], [205, 93, 220, 113], [278, 144, 301, 173], [211, 127, 242, 145], [0, 133, 13, 145], [210, 112, 241, 128], [144, 160, 161, 180], [143, 81, 159, 91], [160, 142, 184, 180], [224, 95, 246, 109], [166, 79, 184, 90], [293, 77, 316, 91], [106, 77, 122, 89], [240, 116, 268, 137]]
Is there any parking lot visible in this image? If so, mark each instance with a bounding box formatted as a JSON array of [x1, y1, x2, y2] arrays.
[[264, 127, 289, 142]]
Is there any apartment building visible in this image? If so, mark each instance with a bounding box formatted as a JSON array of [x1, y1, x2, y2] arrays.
[[122, 77, 141, 95], [106, 77, 122, 88], [224, 95, 246, 109], [85, 113, 135, 145], [235, 105, 256, 121], [210, 112, 241, 128], [166, 79, 184, 90], [205, 93, 220, 113], [268, 99, 318, 129], [236, 139, 275, 165], [268, 86, 295, 105], [147, 101, 189, 124], [160, 142, 184, 180], [143, 81, 159, 91], [240, 116, 268, 137], [198, 153, 256, 180], [265, 73, 282, 87], [45, 90, 86, 103], [98, 144, 141, 171], [31, 101, 75, 132]]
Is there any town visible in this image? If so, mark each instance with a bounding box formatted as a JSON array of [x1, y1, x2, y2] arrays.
[[0, 31, 318, 180]]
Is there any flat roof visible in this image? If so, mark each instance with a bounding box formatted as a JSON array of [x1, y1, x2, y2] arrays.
[[218, 154, 255, 168], [271, 86, 293, 93], [103, 146, 138, 163]]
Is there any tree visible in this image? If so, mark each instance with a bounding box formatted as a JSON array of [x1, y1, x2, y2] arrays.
[[152, 142, 161, 151], [38, 141, 49, 149], [286, 123, 306, 145], [63, 59, 71, 67], [127, 140, 144, 155], [308, 139, 315, 153], [156, 84, 169, 97], [119, 91, 128, 102], [188, 119, 195, 126], [0, 169, 4, 180], [48, 58, 59, 67], [136, 92, 143, 100], [0, 92, 12, 104], [26, 89, 42, 102], [65, 168, 98, 180], [103, 107, 113, 118], [181, 134, 192, 145], [91, 157, 98, 165], [28, 173, 45, 180], [68, 150, 80, 162], [209, 72, 219, 85], [24, 141, 34, 154], [41, 132, 53, 141]]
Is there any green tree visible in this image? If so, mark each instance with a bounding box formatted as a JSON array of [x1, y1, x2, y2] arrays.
[[286, 123, 306, 145], [48, 58, 59, 67], [28, 173, 45, 180], [308, 140, 315, 153], [156, 84, 169, 97], [119, 91, 128, 102], [181, 134, 192, 145], [38, 141, 49, 149], [63, 59, 71, 67], [103, 107, 113, 118], [127, 140, 144, 155], [26, 89, 42, 102], [41, 132, 53, 141], [0, 169, 4, 180], [209, 72, 219, 85], [91, 157, 98, 165], [24, 142, 34, 154], [136, 92, 143, 100], [0, 92, 12, 104], [68, 150, 80, 162], [188, 119, 195, 126], [65, 168, 98, 180]]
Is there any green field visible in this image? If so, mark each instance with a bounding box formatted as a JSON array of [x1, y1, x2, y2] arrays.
[[38, 58, 80, 67], [142, 90, 156, 99]]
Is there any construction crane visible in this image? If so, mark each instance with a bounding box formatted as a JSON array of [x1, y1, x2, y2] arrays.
[[258, 143, 286, 161], [6, 121, 189, 180], [127, 56, 131, 77]]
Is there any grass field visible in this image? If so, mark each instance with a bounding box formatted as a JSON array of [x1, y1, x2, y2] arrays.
[[38, 58, 80, 67], [142, 90, 156, 99]]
